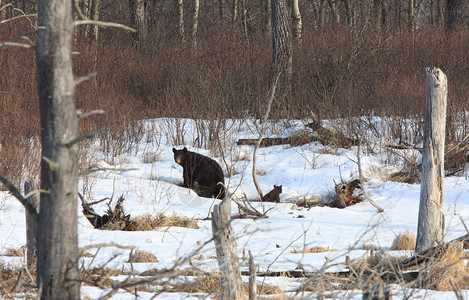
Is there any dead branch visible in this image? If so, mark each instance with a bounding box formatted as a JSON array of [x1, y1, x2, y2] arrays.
[[0, 174, 38, 216], [356, 132, 384, 213], [77, 109, 105, 119], [252, 72, 280, 201], [74, 20, 136, 33], [75, 72, 97, 85]]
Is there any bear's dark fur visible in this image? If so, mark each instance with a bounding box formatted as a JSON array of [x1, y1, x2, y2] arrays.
[[172, 147, 225, 199], [262, 185, 282, 203]]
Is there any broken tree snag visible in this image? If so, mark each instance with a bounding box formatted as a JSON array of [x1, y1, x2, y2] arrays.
[[212, 196, 243, 299], [416, 68, 447, 253]]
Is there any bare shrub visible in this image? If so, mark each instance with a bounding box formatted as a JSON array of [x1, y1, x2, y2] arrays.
[[390, 232, 416, 251]]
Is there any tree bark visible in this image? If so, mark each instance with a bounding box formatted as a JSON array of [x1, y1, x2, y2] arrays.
[[212, 197, 243, 300], [415, 67, 447, 253], [270, 0, 292, 92], [129, 0, 148, 47], [36, 0, 80, 298], [24, 179, 39, 268]]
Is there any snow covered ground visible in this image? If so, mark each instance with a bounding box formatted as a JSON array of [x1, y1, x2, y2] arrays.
[[1, 118, 468, 299]]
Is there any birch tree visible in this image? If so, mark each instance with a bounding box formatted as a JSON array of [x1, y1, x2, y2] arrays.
[[291, 0, 302, 41], [36, 0, 80, 298]]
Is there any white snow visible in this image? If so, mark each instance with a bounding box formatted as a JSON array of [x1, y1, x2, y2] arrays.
[[1, 118, 468, 299]]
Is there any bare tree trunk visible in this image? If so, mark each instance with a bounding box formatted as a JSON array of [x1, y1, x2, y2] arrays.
[[241, 0, 249, 40], [91, 0, 100, 40], [291, 0, 302, 41], [24, 179, 39, 268], [129, 0, 148, 47], [327, 0, 340, 24], [270, 0, 292, 92], [232, 0, 238, 24], [177, 0, 185, 40], [446, 0, 463, 30], [36, 0, 80, 297], [212, 197, 243, 299], [415, 67, 447, 253], [191, 0, 199, 47], [265, 0, 272, 36], [408, 0, 415, 31]]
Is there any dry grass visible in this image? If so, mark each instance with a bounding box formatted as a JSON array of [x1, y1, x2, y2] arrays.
[[132, 213, 199, 230], [390, 231, 416, 251], [290, 245, 333, 254], [81, 267, 127, 288], [169, 273, 283, 296], [127, 250, 158, 263], [101, 213, 199, 231], [0, 264, 37, 296], [423, 241, 466, 291], [5, 247, 23, 257]]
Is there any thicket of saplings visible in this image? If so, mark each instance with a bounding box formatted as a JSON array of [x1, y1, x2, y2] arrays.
[[2, 15, 469, 187]]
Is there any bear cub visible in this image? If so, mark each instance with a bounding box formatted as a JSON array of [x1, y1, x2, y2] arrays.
[[262, 185, 282, 203], [173, 147, 225, 199]]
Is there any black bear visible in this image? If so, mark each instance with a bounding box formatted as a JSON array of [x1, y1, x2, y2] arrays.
[[172, 147, 225, 199], [262, 185, 282, 203]]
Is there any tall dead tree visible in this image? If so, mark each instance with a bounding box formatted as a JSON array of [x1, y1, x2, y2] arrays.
[[270, 0, 292, 93], [415, 67, 447, 253], [36, 0, 80, 297]]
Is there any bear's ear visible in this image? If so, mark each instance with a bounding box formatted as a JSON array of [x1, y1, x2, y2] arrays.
[[172, 148, 176, 153], [183, 147, 187, 152]]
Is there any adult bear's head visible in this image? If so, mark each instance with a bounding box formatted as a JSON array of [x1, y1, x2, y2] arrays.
[[172, 147, 188, 165]]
